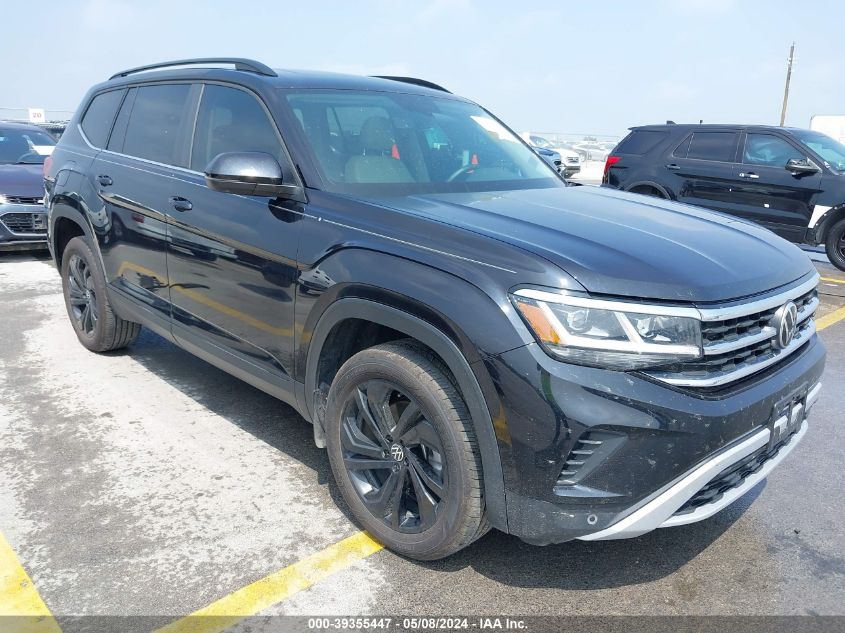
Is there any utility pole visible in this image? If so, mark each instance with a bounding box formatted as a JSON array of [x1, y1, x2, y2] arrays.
[[780, 42, 795, 126]]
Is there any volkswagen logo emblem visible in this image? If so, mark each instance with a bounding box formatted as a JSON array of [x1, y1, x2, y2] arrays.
[[772, 301, 798, 349], [389, 444, 405, 462]]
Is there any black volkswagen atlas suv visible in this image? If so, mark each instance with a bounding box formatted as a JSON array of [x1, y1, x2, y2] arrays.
[[603, 123, 845, 270], [45, 59, 825, 560]]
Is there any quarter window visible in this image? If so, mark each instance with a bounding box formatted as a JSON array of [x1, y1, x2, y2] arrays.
[[684, 132, 738, 162], [615, 130, 667, 155], [190, 85, 284, 172], [80, 90, 125, 148], [744, 134, 801, 167], [122, 84, 193, 166]]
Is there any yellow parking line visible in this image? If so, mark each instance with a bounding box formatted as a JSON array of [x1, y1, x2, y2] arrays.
[[820, 276, 845, 285], [817, 304, 845, 331], [154, 531, 383, 633], [0, 531, 61, 632]]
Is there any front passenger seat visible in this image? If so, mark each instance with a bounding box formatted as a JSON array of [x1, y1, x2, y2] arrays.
[[345, 117, 414, 183]]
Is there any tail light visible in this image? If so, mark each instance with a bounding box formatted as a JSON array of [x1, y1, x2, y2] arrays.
[[42, 155, 53, 180], [603, 155, 621, 182]]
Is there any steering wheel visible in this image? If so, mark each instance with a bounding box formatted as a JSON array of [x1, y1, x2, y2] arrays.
[[15, 151, 42, 164], [447, 164, 476, 182]]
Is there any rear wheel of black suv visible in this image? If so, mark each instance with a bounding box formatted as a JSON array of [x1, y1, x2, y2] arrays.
[[61, 237, 141, 352], [824, 218, 845, 271], [325, 340, 488, 560]]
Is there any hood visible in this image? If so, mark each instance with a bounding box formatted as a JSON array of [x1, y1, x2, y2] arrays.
[[556, 148, 579, 159], [386, 185, 814, 303], [0, 164, 44, 198]]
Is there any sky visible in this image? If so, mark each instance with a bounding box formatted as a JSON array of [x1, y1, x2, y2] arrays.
[[3, 0, 844, 139]]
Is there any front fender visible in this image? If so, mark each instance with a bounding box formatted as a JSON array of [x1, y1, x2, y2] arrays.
[[303, 295, 509, 531]]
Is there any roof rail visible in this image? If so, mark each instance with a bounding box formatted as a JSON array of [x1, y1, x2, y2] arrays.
[[109, 58, 277, 80], [372, 76, 451, 93]]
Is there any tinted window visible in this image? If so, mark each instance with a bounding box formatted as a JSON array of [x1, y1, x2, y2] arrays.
[[191, 85, 283, 172], [744, 134, 802, 167], [685, 132, 737, 162], [80, 90, 125, 148], [615, 130, 667, 155], [123, 84, 192, 165]]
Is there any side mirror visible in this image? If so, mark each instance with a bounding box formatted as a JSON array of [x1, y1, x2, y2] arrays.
[[205, 152, 301, 198], [785, 158, 820, 176]]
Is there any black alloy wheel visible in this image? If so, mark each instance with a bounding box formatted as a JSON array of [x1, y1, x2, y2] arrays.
[[340, 379, 446, 533], [60, 236, 141, 352], [66, 253, 99, 336], [325, 340, 488, 560], [825, 218, 845, 271]]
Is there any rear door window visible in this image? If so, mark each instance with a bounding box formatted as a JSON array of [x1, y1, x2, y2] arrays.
[[615, 130, 667, 155], [80, 89, 125, 148], [682, 131, 739, 162], [122, 84, 193, 166]]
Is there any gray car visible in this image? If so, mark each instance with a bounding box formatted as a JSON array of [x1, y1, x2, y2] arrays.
[[0, 122, 54, 251]]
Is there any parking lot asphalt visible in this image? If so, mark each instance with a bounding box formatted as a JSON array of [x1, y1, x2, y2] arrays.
[[1, 250, 844, 629]]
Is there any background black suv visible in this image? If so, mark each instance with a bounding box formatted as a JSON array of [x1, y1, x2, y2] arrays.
[[45, 60, 824, 560], [602, 124, 845, 270]]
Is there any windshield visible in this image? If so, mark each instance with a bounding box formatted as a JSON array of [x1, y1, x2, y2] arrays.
[[0, 128, 56, 165], [529, 136, 554, 149], [284, 90, 561, 195], [792, 129, 845, 172]]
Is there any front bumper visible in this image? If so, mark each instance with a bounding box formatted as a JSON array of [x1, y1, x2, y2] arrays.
[[486, 333, 826, 545], [0, 204, 48, 251]]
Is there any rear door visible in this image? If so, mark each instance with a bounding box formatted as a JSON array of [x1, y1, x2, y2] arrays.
[[165, 83, 302, 391], [729, 131, 822, 241], [92, 82, 198, 331], [668, 130, 741, 213]]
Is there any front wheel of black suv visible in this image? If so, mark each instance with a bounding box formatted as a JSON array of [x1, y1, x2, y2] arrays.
[[824, 218, 845, 271], [325, 340, 489, 560], [61, 236, 141, 352]]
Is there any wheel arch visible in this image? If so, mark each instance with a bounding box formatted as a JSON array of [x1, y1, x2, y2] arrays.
[[304, 297, 508, 531], [625, 181, 672, 199], [811, 203, 845, 245]]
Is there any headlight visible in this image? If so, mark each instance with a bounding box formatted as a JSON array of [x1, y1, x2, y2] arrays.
[[511, 289, 702, 370], [0, 194, 7, 205]]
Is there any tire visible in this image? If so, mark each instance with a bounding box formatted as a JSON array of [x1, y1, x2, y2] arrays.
[[325, 339, 488, 560], [824, 218, 845, 271], [630, 185, 666, 199], [61, 236, 141, 352]]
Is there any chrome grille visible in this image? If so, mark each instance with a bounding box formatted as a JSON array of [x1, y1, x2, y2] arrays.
[[565, 156, 579, 164], [1, 212, 47, 235], [5, 196, 43, 205], [646, 278, 819, 388]]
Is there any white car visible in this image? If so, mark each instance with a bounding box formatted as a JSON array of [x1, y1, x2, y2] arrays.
[[522, 133, 581, 177]]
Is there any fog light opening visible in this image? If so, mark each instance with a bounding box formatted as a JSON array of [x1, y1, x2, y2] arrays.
[[587, 514, 598, 525]]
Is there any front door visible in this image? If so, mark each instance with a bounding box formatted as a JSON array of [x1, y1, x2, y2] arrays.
[[165, 83, 302, 391], [729, 132, 822, 241]]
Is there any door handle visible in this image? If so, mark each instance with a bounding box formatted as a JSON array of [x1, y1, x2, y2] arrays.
[[665, 163, 680, 170], [169, 196, 193, 212], [738, 172, 760, 179], [97, 175, 113, 187]]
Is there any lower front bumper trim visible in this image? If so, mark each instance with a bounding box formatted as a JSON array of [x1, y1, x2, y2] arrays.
[[578, 419, 809, 541]]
